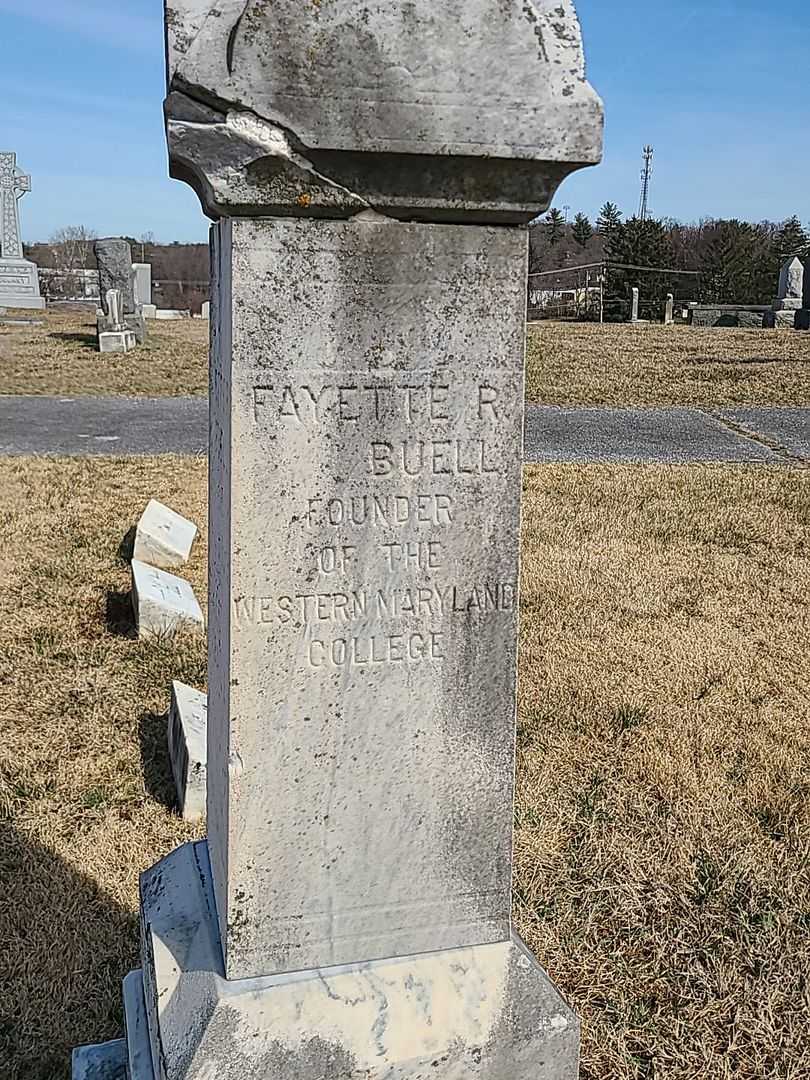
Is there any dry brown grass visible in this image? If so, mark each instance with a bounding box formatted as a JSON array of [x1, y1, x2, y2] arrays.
[[0, 458, 808, 1078], [517, 464, 810, 1080], [0, 457, 207, 1079], [0, 308, 208, 397], [527, 321, 810, 406]]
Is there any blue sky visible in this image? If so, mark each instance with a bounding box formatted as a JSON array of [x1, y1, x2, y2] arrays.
[[1, 0, 808, 243]]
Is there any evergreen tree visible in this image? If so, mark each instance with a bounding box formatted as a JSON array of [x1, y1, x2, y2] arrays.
[[774, 216, 809, 259], [596, 202, 623, 243], [572, 212, 593, 248], [544, 208, 566, 247]]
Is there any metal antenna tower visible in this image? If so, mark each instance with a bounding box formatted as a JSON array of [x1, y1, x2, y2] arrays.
[[638, 145, 654, 221]]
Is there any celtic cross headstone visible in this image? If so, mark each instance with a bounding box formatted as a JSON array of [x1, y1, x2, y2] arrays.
[[0, 152, 45, 310]]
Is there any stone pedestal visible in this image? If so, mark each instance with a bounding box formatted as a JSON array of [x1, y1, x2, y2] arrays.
[[73, 2, 603, 1076], [0, 258, 45, 309]]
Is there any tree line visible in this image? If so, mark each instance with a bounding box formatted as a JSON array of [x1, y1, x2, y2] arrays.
[[530, 205, 810, 313]]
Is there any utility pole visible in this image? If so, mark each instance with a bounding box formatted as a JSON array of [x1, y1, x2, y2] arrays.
[[638, 145, 654, 221]]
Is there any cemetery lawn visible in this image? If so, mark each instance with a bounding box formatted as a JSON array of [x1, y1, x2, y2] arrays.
[[0, 307, 208, 396], [1, 456, 808, 1079], [527, 321, 810, 406]]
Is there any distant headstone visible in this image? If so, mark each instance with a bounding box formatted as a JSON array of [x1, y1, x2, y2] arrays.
[[133, 499, 198, 568], [130, 559, 203, 638], [154, 308, 189, 320], [98, 289, 136, 353], [200, 301, 210, 319], [774, 256, 804, 311], [0, 152, 45, 310], [630, 287, 640, 322], [142, 303, 157, 319], [77, 1, 604, 1077], [664, 293, 674, 325], [132, 262, 152, 306], [168, 680, 207, 820], [94, 238, 146, 344]]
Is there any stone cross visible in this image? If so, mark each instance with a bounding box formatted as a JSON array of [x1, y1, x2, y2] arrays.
[[72, 4, 604, 1079], [0, 152, 30, 260]]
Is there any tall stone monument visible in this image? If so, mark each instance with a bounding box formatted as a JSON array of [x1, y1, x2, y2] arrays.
[[95, 237, 146, 344], [0, 151, 45, 310], [73, 3, 603, 1078], [767, 255, 805, 328]]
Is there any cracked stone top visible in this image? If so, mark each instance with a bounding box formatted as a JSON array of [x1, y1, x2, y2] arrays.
[[164, 0, 604, 223]]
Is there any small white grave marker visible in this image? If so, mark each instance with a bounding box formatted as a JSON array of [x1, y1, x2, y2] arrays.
[[133, 499, 198, 568], [168, 680, 207, 820], [130, 559, 203, 638]]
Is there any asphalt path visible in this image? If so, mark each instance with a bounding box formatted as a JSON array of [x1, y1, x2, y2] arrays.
[[1, 395, 809, 464]]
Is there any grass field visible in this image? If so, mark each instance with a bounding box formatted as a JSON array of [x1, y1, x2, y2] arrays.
[[1, 457, 807, 1079], [526, 321, 810, 406], [3, 308, 810, 408], [0, 308, 208, 397]]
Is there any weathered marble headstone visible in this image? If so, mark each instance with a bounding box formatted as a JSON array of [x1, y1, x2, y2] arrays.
[[130, 559, 203, 638], [168, 680, 208, 820], [95, 238, 146, 344], [665, 293, 674, 325], [200, 300, 210, 320], [631, 286, 640, 322], [133, 499, 198, 568], [133, 262, 152, 306], [98, 288, 137, 353], [74, 3, 603, 1078], [0, 152, 45, 310], [767, 255, 805, 329]]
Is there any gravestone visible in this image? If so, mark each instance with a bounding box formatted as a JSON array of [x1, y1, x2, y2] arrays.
[[130, 559, 204, 638], [95, 238, 146, 344], [200, 300, 209, 319], [665, 293, 674, 325], [631, 287, 640, 322], [133, 262, 152, 306], [73, 2, 603, 1078], [133, 499, 198, 568], [98, 289, 137, 353], [0, 152, 45, 310], [767, 255, 805, 329], [168, 680, 208, 820]]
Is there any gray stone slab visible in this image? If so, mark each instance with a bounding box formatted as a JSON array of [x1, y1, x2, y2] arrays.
[[168, 680, 207, 821], [208, 215, 526, 981], [714, 407, 810, 461], [0, 395, 208, 456], [72, 1039, 127, 1080], [523, 406, 779, 464], [123, 970, 156, 1080], [140, 840, 579, 1080], [95, 239, 136, 315]]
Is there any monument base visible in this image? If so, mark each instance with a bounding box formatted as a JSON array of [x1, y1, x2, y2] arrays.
[[97, 309, 147, 344], [75, 840, 579, 1080], [99, 329, 137, 353], [773, 299, 802, 312], [764, 310, 799, 330], [0, 258, 46, 309]]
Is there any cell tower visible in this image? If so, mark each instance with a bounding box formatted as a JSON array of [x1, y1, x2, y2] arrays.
[[638, 145, 654, 221]]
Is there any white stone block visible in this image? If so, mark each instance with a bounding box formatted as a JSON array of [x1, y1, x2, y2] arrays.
[[200, 301, 210, 319], [99, 330, 136, 353], [130, 559, 203, 638], [154, 308, 190, 320], [71, 1039, 127, 1080], [142, 303, 157, 319], [168, 680, 207, 820], [133, 498, 198, 568]]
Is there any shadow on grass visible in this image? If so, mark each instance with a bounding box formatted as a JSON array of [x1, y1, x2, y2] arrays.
[[105, 590, 136, 639], [686, 356, 794, 366], [117, 527, 136, 564], [138, 710, 176, 813], [0, 823, 137, 1080], [49, 331, 98, 349]]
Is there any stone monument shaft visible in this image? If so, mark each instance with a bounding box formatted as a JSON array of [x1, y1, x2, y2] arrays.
[[209, 215, 527, 978], [0, 151, 28, 259]]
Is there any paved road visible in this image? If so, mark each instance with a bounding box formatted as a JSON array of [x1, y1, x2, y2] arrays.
[[1, 395, 809, 463]]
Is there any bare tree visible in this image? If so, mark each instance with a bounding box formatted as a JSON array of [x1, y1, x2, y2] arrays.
[[47, 225, 98, 298]]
